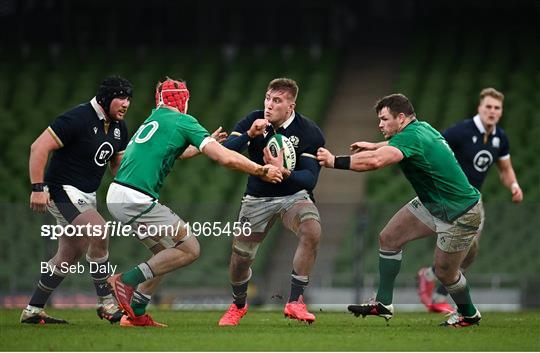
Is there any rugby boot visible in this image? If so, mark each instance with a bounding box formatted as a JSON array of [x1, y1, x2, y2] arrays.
[[218, 303, 248, 326], [440, 309, 481, 327], [107, 274, 135, 319], [348, 301, 394, 321], [96, 294, 124, 323], [20, 306, 68, 324], [119, 314, 167, 327], [284, 295, 315, 324], [417, 267, 436, 309]]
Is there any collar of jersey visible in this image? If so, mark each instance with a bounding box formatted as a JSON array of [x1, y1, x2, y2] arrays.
[[279, 111, 296, 130], [91, 97, 107, 121], [473, 115, 496, 135]]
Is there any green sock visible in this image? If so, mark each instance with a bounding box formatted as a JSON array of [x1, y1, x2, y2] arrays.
[[375, 250, 402, 305], [121, 263, 153, 287], [446, 275, 476, 317], [131, 291, 151, 316]]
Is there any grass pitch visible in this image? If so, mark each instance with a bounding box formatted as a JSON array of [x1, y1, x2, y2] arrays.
[[1, 309, 539, 351]]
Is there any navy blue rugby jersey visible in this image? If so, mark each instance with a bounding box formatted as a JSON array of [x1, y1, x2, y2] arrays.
[[443, 115, 510, 190], [226, 110, 325, 199], [45, 99, 129, 193]]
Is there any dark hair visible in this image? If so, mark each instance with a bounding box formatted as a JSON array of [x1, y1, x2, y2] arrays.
[[267, 78, 298, 101], [374, 93, 415, 118]]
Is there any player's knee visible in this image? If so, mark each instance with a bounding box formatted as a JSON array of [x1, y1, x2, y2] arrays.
[[87, 240, 108, 258], [232, 239, 260, 261], [54, 249, 84, 266], [179, 237, 200, 264], [298, 220, 321, 248], [434, 263, 459, 285], [379, 229, 401, 250], [461, 240, 478, 269]]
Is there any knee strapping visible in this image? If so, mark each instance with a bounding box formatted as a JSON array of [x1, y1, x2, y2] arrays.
[[138, 222, 191, 251], [85, 252, 109, 264], [298, 205, 320, 224], [233, 240, 260, 260]]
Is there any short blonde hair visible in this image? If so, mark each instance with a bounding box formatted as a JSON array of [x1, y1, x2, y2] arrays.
[[479, 87, 504, 104]]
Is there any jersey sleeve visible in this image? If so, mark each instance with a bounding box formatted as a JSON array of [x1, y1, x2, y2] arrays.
[[47, 113, 83, 148], [388, 128, 421, 158], [229, 111, 262, 137], [179, 115, 213, 151], [299, 125, 325, 160], [498, 129, 510, 159], [442, 123, 461, 150]]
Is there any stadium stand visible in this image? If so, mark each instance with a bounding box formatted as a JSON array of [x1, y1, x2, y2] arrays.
[[0, 45, 339, 294], [333, 27, 540, 289]]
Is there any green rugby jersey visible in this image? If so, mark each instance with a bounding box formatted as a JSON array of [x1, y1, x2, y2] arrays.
[[388, 120, 480, 222], [115, 107, 211, 199]]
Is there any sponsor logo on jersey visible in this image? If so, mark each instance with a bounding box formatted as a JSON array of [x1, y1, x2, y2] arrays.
[[114, 127, 121, 140], [94, 142, 114, 166], [473, 150, 493, 172], [78, 199, 87, 205], [289, 135, 300, 148]]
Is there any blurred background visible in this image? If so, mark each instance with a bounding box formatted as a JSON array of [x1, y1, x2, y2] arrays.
[[1, 0, 539, 311]]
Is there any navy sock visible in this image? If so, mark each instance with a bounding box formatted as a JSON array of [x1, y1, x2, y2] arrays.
[[29, 264, 66, 308], [232, 281, 249, 308], [289, 270, 309, 302], [87, 255, 112, 298], [231, 269, 252, 308]]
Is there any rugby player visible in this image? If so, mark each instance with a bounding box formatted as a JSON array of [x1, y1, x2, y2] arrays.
[[106, 77, 282, 327], [417, 88, 523, 313], [22, 76, 132, 324], [318, 94, 483, 327], [218, 78, 325, 326]]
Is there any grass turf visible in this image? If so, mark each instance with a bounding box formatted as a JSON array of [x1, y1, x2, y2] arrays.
[[1, 309, 539, 351]]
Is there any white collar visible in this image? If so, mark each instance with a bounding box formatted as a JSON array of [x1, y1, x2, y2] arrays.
[[91, 97, 107, 121], [279, 111, 296, 130], [473, 114, 496, 135]]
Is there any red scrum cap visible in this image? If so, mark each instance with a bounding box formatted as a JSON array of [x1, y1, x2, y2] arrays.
[[155, 78, 190, 113]]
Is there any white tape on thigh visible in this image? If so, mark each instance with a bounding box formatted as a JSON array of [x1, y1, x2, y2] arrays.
[[233, 239, 260, 260]]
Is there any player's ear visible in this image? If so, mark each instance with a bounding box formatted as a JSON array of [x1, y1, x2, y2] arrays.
[[289, 101, 296, 112]]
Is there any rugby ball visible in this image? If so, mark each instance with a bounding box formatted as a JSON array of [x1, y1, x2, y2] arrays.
[[266, 134, 296, 171]]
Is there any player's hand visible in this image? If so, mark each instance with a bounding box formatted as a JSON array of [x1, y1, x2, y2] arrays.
[[263, 147, 291, 178], [317, 147, 335, 168], [350, 141, 377, 154], [260, 164, 283, 183], [263, 146, 284, 166], [247, 119, 269, 138], [211, 126, 228, 144], [30, 191, 50, 213], [511, 184, 523, 203]]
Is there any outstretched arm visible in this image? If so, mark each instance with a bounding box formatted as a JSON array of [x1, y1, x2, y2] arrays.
[[350, 141, 388, 153], [178, 127, 228, 160], [202, 141, 282, 183], [317, 145, 403, 172]]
